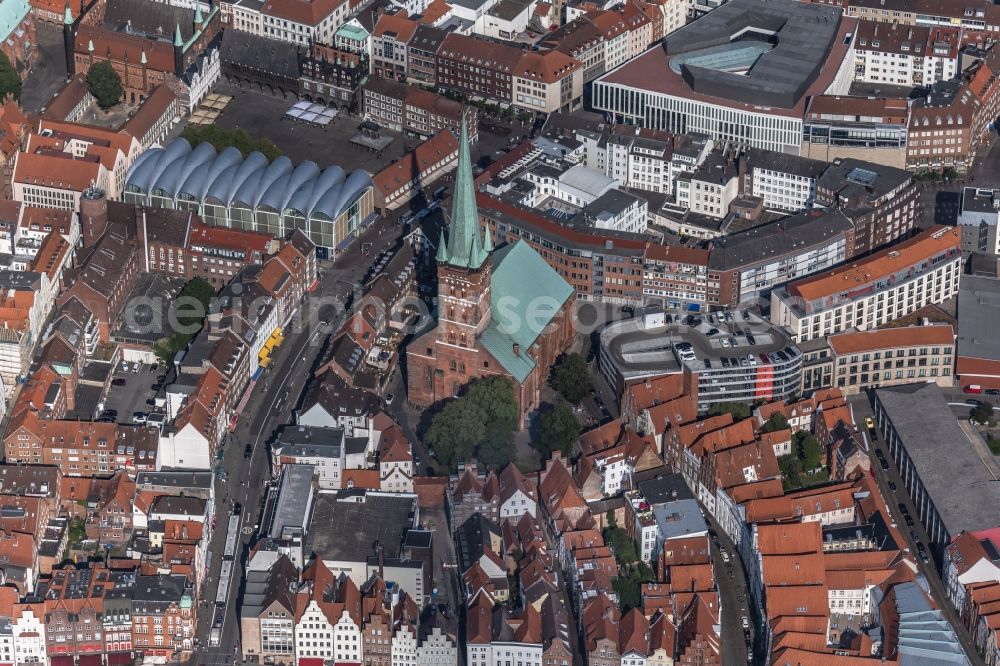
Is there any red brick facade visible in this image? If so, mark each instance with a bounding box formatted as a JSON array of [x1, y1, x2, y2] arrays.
[[407, 258, 575, 426]]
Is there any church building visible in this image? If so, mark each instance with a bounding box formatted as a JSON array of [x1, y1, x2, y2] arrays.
[[406, 117, 576, 426]]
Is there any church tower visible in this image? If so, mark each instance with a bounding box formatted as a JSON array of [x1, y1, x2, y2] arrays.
[[435, 114, 494, 348]]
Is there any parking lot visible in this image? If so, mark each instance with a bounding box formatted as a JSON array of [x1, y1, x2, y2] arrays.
[[100, 360, 167, 424]]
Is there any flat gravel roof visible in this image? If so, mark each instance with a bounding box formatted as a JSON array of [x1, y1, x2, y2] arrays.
[[875, 382, 1000, 536]]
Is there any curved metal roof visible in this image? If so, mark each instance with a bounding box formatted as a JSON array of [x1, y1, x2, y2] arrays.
[[160, 141, 217, 199], [126, 140, 372, 221], [179, 146, 244, 202], [208, 150, 268, 204]]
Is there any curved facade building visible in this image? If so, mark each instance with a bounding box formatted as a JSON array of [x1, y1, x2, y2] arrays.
[[124, 139, 375, 254], [598, 309, 802, 412]]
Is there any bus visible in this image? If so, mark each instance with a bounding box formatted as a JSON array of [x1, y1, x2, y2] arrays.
[[216, 560, 233, 606], [223, 514, 240, 561]]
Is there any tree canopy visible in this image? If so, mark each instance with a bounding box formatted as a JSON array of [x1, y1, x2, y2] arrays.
[[972, 402, 996, 426], [708, 401, 751, 420], [153, 278, 215, 365], [612, 562, 654, 612], [533, 403, 580, 457], [424, 376, 519, 469], [795, 431, 824, 471], [549, 353, 593, 404], [181, 124, 282, 160], [0, 52, 21, 102], [761, 412, 789, 433], [87, 61, 123, 110], [424, 399, 484, 467]]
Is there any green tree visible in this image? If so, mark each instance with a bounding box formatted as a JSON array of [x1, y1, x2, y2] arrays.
[[534, 403, 580, 457], [972, 402, 995, 426], [761, 412, 789, 433], [86, 61, 124, 109], [477, 437, 515, 469], [708, 402, 751, 420], [0, 52, 21, 101], [425, 399, 485, 467], [550, 353, 594, 404], [180, 125, 282, 160], [613, 574, 642, 611], [777, 454, 802, 488], [603, 525, 639, 565], [796, 433, 823, 471], [467, 377, 519, 434], [466, 376, 519, 461], [153, 278, 215, 365], [989, 439, 1000, 456], [612, 562, 654, 612]]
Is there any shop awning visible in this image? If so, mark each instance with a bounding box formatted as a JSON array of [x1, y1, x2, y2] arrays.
[[107, 654, 133, 666], [259, 357, 272, 368], [78, 655, 104, 666], [299, 660, 325, 666], [50, 657, 73, 666]]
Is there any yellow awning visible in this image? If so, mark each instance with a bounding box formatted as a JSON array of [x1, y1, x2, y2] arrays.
[[259, 347, 271, 359], [259, 357, 272, 368]]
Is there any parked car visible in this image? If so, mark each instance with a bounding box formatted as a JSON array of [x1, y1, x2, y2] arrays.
[[746, 333, 756, 345], [986, 388, 1000, 396], [112, 378, 127, 387], [865, 416, 875, 430], [386, 393, 395, 405], [742, 310, 751, 321], [905, 515, 915, 527], [888, 480, 896, 491], [707, 327, 720, 336], [244, 445, 253, 459]]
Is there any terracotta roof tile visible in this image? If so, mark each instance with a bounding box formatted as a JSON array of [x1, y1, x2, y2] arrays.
[[788, 225, 961, 302], [829, 324, 954, 355]]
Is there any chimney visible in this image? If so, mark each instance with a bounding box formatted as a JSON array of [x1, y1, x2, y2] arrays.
[[513, 343, 520, 356]]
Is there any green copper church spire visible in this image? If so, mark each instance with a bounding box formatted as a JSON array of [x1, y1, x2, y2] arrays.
[[63, 4, 73, 25], [436, 229, 449, 264], [442, 112, 489, 270], [174, 23, 184, 47]]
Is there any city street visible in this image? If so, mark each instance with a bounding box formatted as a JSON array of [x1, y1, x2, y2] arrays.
[[193, 213, 410, 665], [848, 393, 986, 666], [706, 518, 752, 664]]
